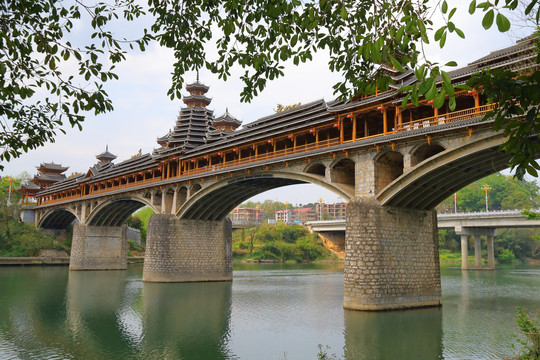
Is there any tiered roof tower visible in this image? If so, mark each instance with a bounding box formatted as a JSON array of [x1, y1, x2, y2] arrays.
[[154, 78, 218, 157]]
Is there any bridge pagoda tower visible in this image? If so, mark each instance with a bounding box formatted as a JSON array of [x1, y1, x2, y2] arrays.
[[144, 78, 233, 283]]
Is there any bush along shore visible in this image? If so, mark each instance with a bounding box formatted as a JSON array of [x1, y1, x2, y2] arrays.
[[232, 223, 339, 262]]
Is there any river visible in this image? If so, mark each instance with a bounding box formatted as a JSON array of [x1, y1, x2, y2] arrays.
[[0, 263, 538, 359]]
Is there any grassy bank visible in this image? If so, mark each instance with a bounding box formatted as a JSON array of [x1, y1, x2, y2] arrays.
[[232, 224, 338, 262], [0, 206, 69, 257]]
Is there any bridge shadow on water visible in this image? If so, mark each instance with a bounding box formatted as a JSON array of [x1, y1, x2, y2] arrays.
[[343, 306, 443, 360]]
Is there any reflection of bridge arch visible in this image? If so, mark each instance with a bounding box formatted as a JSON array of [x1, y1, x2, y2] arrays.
[[86, 197, 157, 226], [177, 171, 354, 221], [38, 207, 78, 229], [377, 133, 513, 209]]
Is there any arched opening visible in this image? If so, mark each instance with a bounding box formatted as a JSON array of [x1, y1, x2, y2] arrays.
[[375, 151, 404, 193], [411, 144, 445, 167], [331, 159, 355, 186], [377, 135, 517, 209], [38, 209, 77, 229], [87, 199, 150, 227], [179, 172, 353, 221], [305, 163, 326, 177]]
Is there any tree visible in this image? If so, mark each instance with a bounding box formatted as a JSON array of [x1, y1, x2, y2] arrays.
[[1, 1, 151, 167], [440, 173, 540, 212], [3, 0, 540, 178]]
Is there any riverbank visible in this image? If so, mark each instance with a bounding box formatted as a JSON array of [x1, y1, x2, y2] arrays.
[[0, 256, 145, 266]]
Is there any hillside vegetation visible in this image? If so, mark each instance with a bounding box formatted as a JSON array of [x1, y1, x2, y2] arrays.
[[232, 223, 335, 262]]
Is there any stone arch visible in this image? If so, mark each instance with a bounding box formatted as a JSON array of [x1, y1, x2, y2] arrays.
[[177, 171, 354, 221], [330, 158, 355, 186], [38, 207, 78, 229], [374, 151, 404, 193], [377, 133, 516, 209], [304, 162, 326, 177], [410, 143, 446, 167], [86, 196, 157, 226]]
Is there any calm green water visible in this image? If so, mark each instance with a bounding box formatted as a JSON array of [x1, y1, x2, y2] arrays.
[[0, 263, 538, 360]]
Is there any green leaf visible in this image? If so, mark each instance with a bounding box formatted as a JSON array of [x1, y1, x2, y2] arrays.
[[340, 6, 347, 19], [525, 0, 538, 15], [426, 79, 437, 99], [389, 55, 405, 72], [496, 13, 511, 32], [455, 28, 465, 39], [469, 0, 477, 14], [442, 0, 448, 13], [440, 31, 447, 48], [448, 8, 457, 19], [445, 61, 458, 66], [434, 27, 445, 41], [449, 95, 456, 111], [482, 10, 494, 29], [434, 88, 447, 108]]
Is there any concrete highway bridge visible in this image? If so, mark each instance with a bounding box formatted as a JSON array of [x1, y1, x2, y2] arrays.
[[307, 209, 540, 270], [20, 37, 539, 311]]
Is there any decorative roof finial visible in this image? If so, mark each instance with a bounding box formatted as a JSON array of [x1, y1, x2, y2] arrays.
[[226, 107, 229, 113], [196, 70, 199, 82]]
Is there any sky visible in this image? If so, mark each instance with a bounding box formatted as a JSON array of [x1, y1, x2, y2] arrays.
[[1, 2, 534, 205]]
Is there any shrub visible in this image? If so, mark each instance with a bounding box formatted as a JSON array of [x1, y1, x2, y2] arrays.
[[513, 307, 540, 360], [498, 249, 516, 264]]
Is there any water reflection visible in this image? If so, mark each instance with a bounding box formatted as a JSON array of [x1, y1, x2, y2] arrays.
[[0, 266, 233, 359], [139, 281, 233, 359], [344, 307, 443, 360]]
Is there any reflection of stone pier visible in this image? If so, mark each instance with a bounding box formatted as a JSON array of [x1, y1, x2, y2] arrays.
[[65, 270, 129, 358], [140, 281, 233, 359], [344, 307, 443, 359]]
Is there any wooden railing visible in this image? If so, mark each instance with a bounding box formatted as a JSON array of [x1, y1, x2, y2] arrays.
[[395, 103, 496, 132], [180, 138, 341, 176], [38, 103, 495, 206]]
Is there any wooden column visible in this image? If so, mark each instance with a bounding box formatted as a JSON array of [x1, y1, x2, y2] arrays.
[[382, 108, 388, 134], [434, 107, 439, 123], [339, 117, 344, 143], [352, 114, 357, 141]]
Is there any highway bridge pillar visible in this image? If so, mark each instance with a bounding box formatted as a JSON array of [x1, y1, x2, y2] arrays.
[[487, 235, 495, 268], [70, 223, 127, 270], [142, 214, 232, 282], [344, 197, 441, 311], [460, 235, 469, 270], [456, 228, 496, 270], [474, 236, 482, 267]]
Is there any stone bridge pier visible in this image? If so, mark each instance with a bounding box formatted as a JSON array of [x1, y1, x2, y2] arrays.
[[344, 197, 441, 310], [70, 223, 128, 270], [142, 214, 232, 282]]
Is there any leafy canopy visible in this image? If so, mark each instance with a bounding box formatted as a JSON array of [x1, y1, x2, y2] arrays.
[[2, 0, 540, 178]]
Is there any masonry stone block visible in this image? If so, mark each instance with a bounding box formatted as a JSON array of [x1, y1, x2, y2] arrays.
[[70, 223, 127, 270], [344, 197, 441, 310], [143, 214, 232, 282]]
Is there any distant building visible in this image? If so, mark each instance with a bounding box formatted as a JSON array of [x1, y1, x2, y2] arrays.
[[275, 209, 294, 223], [276, 207, 317, 224], [316, 202, 347, 220], [18, 162, 69, 205], [230, 206, 265, 225], [293, 207, 318, 223]]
